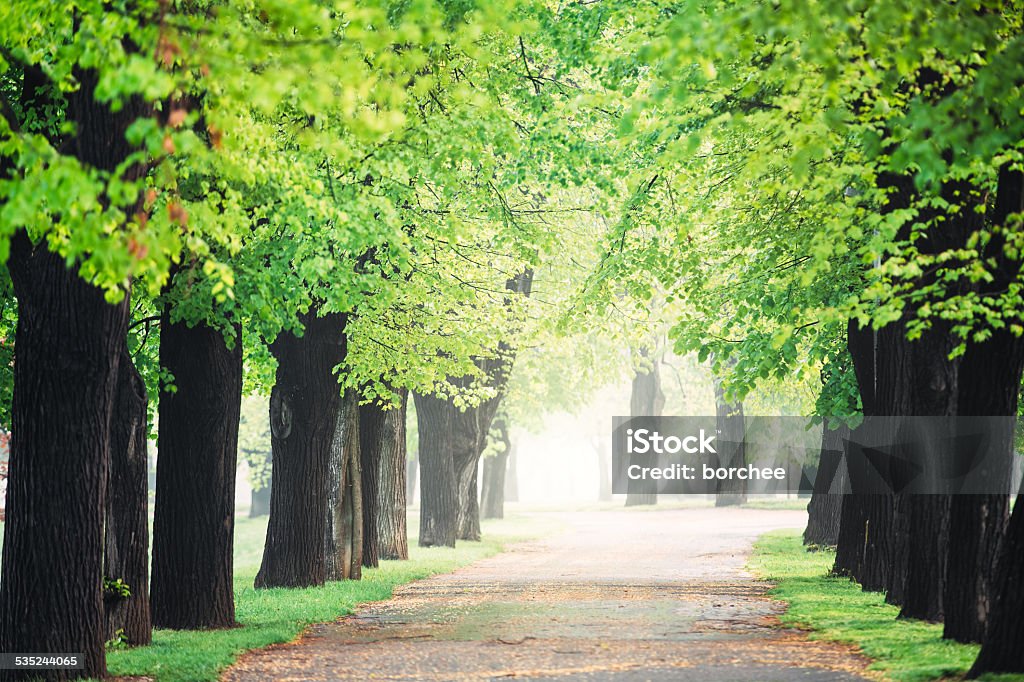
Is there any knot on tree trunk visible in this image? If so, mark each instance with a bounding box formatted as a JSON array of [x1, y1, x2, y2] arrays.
[[270, 390, 293, 440]]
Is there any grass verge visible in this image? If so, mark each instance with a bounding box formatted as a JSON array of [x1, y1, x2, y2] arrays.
[[750, 530, 1024, 682], [106, 511, 554, 682]]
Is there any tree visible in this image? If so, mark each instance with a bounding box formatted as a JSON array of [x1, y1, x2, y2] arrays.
[[580, 0, 1024, 660], [625, 345, 664, 507], [325, 389, 362, 581], [103, 347, 151, 646], [255, 310, 346, 588], [150, 319, 242, 628], [480, 409, 511, 520], [803, 420, 849, 546], [0, 0, 547, 665], [0, 21, 153, 676], [415, 268, 534, 546], [369, 389, 410, 561]]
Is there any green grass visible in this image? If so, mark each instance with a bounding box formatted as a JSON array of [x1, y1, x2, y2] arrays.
[[105, 511, 555, 681], [750, 530, 1024, 682]]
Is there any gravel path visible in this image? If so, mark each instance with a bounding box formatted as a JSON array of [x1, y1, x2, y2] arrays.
[[223, 508, 873, 681]]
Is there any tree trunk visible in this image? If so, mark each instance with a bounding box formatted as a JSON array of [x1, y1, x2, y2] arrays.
[[893, 320, 958, 620], [376, 389, 409, 561], [626, 347, 665, 507], [885, 492, 910, 606], [424, 269, 531, 543], [150, 317, 241, 629], [0, 237, 130, 681], [947, 164, 1024, 643], [359, 394, 384, 568], [325, 389, 362, 580], [455, 433, 482, 541], [417, 372, 508, 545], [896, 494, 949, 622], [104, 349, 151, 646], [255, 310, 345, 588], [803, 421, 849, 546], [481, 415, 510, 520], [833, 494, 866, 578], [249, 481, 271, 518], [891, 172, 984, 618], [862, 323, 903, 597], [944, 493, 1007, 641], [859, 495, 895, 593], [835, 321, 897, 591], [413, 391, 459, 547], [713, 375, 745, 507], [0, 61, 149, 680], [968, 489, 1024, 676]]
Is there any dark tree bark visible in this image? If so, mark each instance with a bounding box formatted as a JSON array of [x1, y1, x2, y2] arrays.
[[862, 323, 905, 597], [803, 421, 849, 546], [0, 237, 130, 681], [945, 484, 1010, 641], [626, 347, 665, 507], [417, 378, 498, 544], [0, 62, 148, 680], [969, 488, 1024, 676], [885, 492, 910, 606], [947, 164, 1024, 643], [376, 389, 409, 561], [255, 310, 345, 588], [833, 494, 867, 578], [713, 374, 745, 508], [892, 322, 958, 621], [150, 317, 242, 629], [413, 390, 460, 547], [834, 321, 896, 591], [859, 495, 896, 593], [359, 394, 384, 568], [892, 171, 989, 620], [481, 414, 511, 520], [325, 389, 362, 581], [249, 481, 271, 518], [897, 494, 949, 622], [104, 349, 151, 646]]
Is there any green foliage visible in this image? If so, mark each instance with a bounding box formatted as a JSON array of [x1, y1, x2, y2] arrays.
[[2, 0, 610, 417], [566, 0, 1024, 418], [5, 0, 1019, 461], [102, 577, 131, 599], [0, 275, 15, 429]]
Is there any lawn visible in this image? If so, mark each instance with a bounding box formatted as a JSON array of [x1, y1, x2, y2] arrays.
[[750, 530, 1024, 682], [105, 511, 554, 681]]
